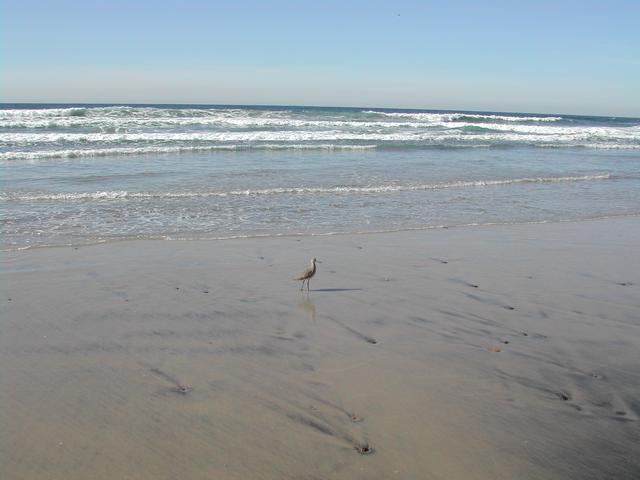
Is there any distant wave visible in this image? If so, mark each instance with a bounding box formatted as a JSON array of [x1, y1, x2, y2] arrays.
[[3, 118, 638, 135], [1, 174, 612, 201], [362, 110, 564, 122], [0, 144, 378, 160], [1, 106, 565, 123], [2, 127, 638, 145], [0, 106, 253, 118], [2, 106, 638, 159], [0, 116, 447, 130]]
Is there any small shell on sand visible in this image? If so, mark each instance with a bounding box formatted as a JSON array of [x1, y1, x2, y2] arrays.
[[488, 346, 502, 353]]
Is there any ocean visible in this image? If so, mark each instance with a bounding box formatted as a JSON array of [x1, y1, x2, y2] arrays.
[[1, 103, 639, 250]]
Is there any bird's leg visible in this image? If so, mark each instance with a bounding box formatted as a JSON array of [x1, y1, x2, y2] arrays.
[[300, 280, 304, 291], [307, 279, 310, 291]]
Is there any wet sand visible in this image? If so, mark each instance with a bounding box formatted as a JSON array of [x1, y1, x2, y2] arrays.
[[2, 217, 639, 479]]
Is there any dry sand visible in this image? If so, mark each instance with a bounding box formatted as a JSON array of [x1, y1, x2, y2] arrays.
[[1, 217, 639, 479]]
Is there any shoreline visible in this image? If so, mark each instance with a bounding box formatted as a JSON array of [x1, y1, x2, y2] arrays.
[[2, 216, 639, 479], [4, 211, 639, 253]]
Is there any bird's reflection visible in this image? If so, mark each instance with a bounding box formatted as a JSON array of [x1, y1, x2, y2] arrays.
[[298, 292, 316, 321]]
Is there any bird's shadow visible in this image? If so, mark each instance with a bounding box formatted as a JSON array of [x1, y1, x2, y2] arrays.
[[311, 288, 363, 292]]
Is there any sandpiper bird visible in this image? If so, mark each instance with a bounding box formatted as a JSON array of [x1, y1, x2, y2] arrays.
[[295, 258, 319, 291]]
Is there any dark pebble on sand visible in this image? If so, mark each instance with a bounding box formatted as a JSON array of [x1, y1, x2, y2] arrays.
[[559, 392, 571, 401], [522, 332, 529, 336], [366, 338, 378, 344], [356, 444, 374, 455], [350, 414, 363, 423], [203, 290, 209, 294], [8, 298, 12, 301], [504, 306, 515, 310]]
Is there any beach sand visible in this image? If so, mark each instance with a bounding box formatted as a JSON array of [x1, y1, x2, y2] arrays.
[[2, 217, 639, 479]]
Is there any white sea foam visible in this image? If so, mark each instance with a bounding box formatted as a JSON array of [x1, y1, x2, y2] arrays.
[[2, 126, 637, 145], [362, 110, 564, 122], [3, 105, 638, 251], [2, 107, 638, 158], [0, 116, 445, 130], [0, 144, 378, 160], [0, 106, 252, 119], [1, 174, 612, 201]]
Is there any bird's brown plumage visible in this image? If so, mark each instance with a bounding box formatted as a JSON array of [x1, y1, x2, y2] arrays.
[[295, 258, 317, 290]]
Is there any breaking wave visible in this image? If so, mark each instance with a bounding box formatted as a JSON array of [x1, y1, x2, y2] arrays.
[[361, 110, 564, 123], [0, 144, 378, 160], [2, 105, 638, 160]]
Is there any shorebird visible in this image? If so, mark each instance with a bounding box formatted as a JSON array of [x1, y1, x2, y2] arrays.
[[295, 258, 319, 291]]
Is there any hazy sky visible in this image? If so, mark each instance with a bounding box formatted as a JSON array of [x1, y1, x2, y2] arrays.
[[2, 0, 639, 115]]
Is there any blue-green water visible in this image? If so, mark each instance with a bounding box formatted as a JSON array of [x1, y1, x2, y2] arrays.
[[1, 104, 639, 249]]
